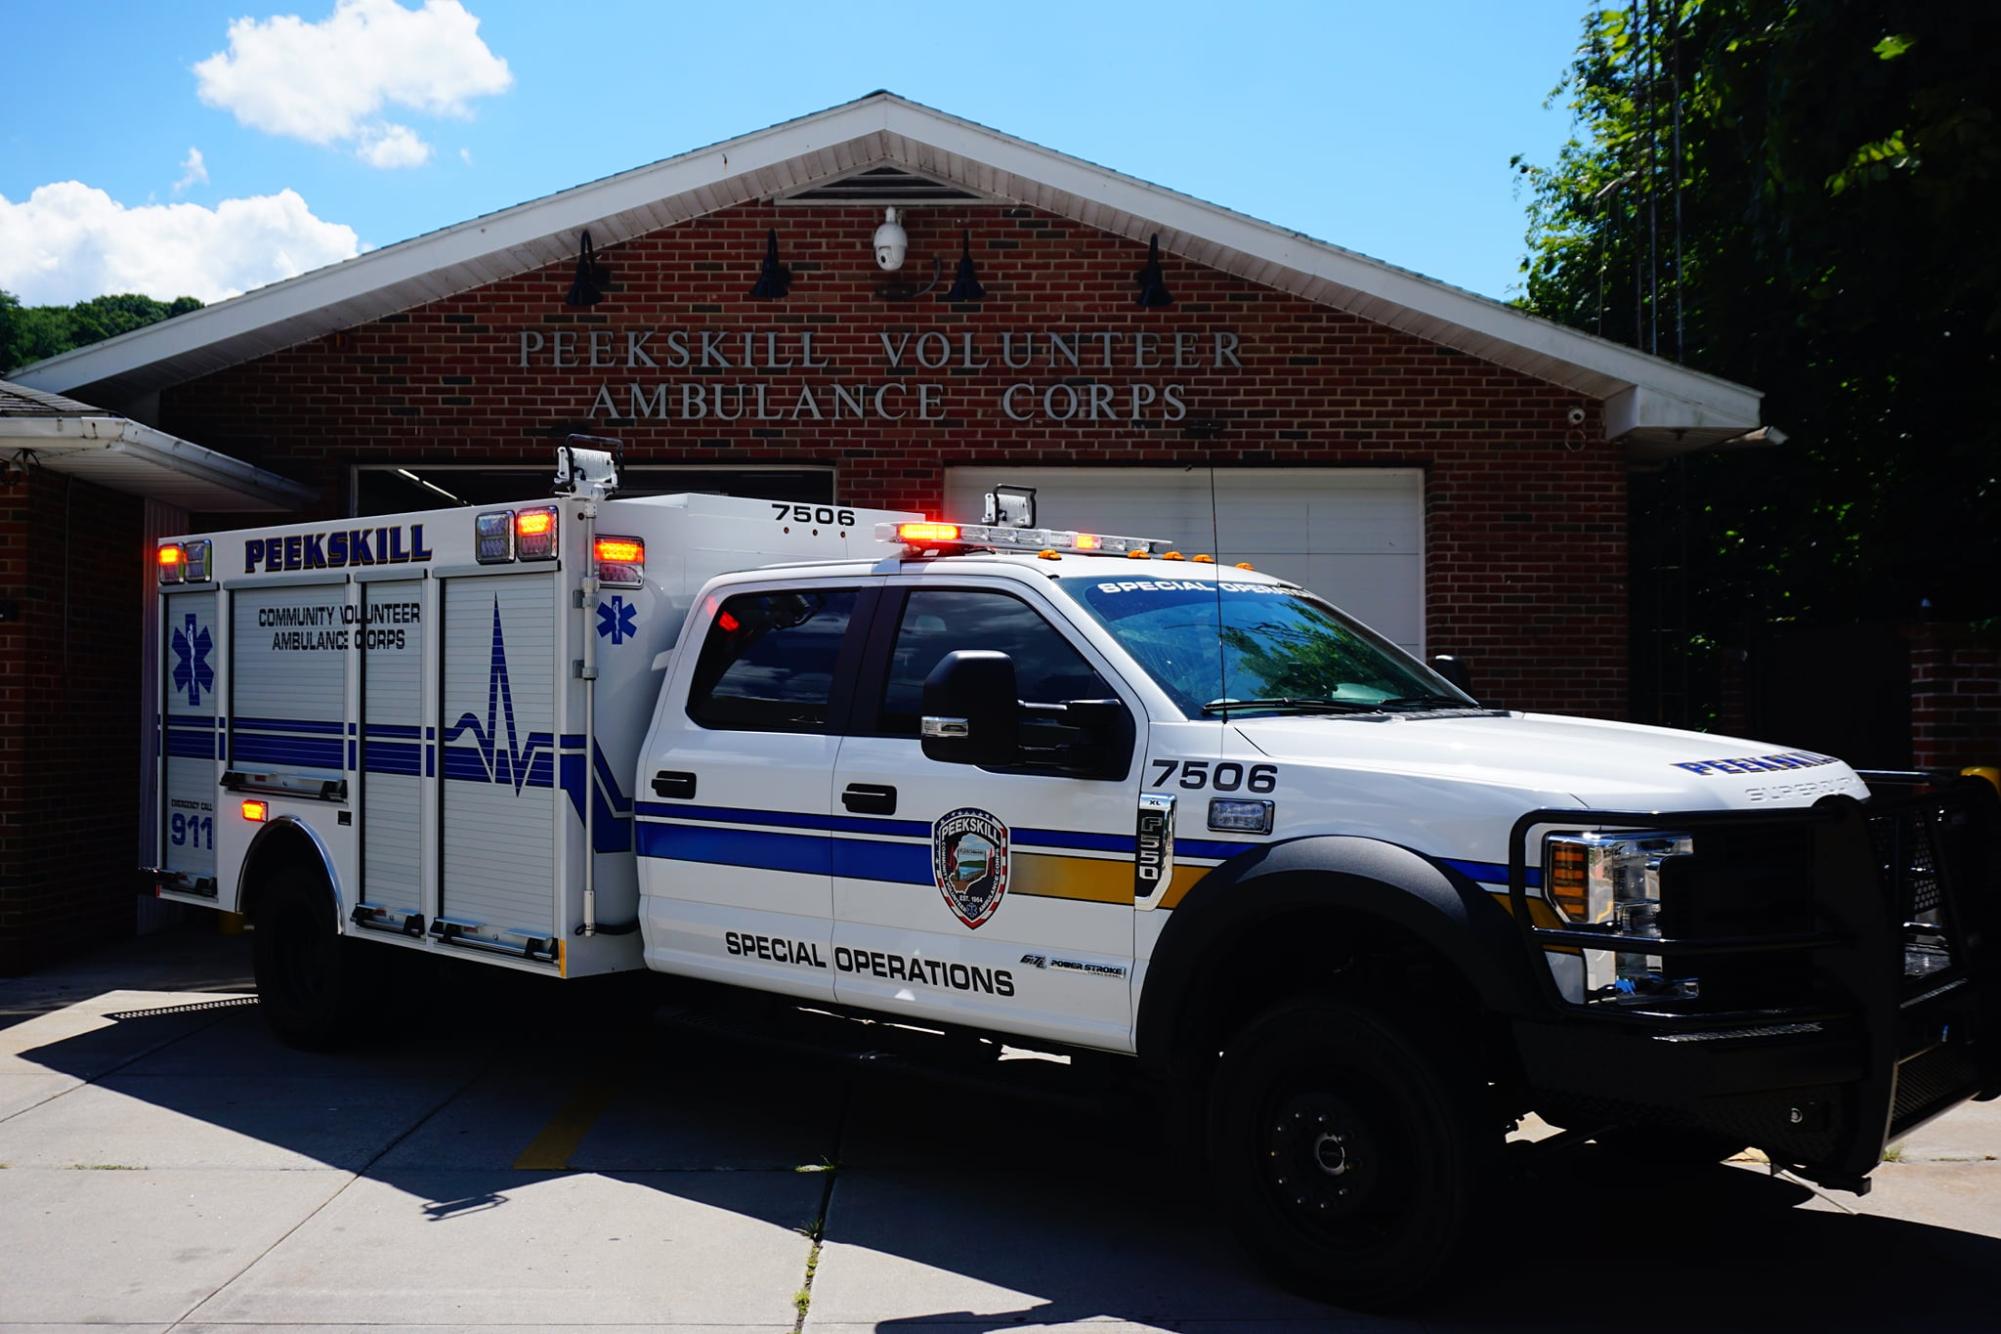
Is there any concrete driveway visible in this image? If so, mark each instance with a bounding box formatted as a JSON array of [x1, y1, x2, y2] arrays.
[[2, 927, 1997, 1333]]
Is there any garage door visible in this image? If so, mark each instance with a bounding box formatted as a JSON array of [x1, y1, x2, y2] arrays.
[[945, 468, 1423, 655]]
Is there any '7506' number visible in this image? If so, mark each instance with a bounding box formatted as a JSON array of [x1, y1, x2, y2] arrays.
[[1149, 760, 1277, 793], [772, 503, 857, 526]]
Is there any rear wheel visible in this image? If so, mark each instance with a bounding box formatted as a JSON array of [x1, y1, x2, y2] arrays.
[[1208, 999, 1481, 1309], [252, 872, 368, 1048]]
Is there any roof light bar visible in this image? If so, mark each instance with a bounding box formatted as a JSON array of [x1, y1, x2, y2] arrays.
[[877, 521, 1169, 558]]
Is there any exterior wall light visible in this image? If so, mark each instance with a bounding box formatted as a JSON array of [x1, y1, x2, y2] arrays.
[[1135, 233, 1174, 308], [943, 229, 986, 303], [750, 228, 792, 299]]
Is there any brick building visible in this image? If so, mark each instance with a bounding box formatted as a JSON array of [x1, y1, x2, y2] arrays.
[[4, 93, 1767, 970]]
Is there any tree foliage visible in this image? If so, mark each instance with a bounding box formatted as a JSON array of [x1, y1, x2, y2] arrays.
[[1, 291, 203, 377], [1515, 2, 2000, 645]]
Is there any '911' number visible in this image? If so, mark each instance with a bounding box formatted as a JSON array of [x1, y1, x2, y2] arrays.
[[1149, 760, 1277, 793]]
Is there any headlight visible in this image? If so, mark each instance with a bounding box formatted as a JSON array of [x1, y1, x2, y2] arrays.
[[1544, 831, 1696, 1004]]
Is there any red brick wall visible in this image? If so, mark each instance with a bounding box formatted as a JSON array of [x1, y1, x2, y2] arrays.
[[0, 470, 146, 974], [1908, 624, 2001, 771], [160, 202, 1624, 716]]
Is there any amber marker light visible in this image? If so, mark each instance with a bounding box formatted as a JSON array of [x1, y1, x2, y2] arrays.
[[516, 510, 554, 537], [240, 799, 269, 823], [1548, 840, 1588, 921], [1192, 554, 1216, 564], [1126, 548, 1151, 560], [1074, 533, 1102, 550], [594, 537, 643, 563], [1161, 551, 1186, 561], [1235, 562, 1255, 571], [157, 545, 184, 567]]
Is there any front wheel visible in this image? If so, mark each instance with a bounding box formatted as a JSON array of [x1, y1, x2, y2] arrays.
[[1208, 1000, 1481, 1309]]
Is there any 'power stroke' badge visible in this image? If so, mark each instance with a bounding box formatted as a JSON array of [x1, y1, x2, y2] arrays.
[[933, 807, 1010, 929]]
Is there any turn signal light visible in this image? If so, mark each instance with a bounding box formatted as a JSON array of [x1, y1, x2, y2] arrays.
[[240, 799, 269, 823], [897, 522, 961, 545], [1548, 840, 1588, 921]]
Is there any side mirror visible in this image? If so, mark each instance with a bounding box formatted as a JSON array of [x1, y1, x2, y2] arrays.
[[922, 650, 1019, 766], [1430, 653, 1472, 695]]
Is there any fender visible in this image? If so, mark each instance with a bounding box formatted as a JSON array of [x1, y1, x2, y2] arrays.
[[1136, 835, 1541, 1073], [233, 815, 343, 925]]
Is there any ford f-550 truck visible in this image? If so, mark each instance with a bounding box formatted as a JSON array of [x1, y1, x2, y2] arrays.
[[147, 442, 1999, 1305]]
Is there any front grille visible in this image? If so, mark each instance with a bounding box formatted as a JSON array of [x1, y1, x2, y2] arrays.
[[1868, 804, 1947, 918]]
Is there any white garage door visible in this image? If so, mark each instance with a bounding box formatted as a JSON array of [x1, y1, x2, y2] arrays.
[[945, 468, 1424, 655]]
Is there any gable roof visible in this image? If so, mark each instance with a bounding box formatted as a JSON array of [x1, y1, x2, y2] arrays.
[[10, 92, 1758, 452]]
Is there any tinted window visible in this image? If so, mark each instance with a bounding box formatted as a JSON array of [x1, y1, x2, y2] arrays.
[[687, 588, 857, 732], [879, 590, 1111, 735]]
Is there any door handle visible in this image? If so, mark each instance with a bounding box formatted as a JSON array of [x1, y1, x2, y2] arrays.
[[652, 770, 697, 800], [842, 783, 897, 815]]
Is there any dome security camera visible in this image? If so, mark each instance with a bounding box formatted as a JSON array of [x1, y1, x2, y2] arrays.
[[873, 208, 908, 272]]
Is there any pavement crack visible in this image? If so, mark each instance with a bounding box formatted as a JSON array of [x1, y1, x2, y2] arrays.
[[792, 1062, 854, 1333]]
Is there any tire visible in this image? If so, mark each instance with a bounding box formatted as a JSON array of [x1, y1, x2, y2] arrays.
[[251, 871, 367, 1049], [1208, 999, 1480, 1309]]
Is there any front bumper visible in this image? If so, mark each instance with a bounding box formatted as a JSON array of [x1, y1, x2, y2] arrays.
[[1504, 776, 2001, 1191]]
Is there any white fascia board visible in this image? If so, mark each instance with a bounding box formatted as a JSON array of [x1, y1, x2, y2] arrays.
[[3, 415, 315, 509], [1604, 383, 1762, 440]]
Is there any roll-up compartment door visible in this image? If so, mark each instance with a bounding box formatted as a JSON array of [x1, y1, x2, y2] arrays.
[[439, 573, 558, 938], [360, 580, 426, 914], [161, 589, 219, 881], [231, 584, 349, 777]]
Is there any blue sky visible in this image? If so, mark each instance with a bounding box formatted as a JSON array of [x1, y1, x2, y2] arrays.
[[1, 0, 1588, 307]]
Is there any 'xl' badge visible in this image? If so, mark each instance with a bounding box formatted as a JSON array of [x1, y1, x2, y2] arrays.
[[933, 807, 1010, 930]]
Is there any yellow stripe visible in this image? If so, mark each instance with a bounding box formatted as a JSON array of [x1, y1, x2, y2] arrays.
[[513, 1081, 616, 1170], [1156, 864, 1213, 910], [1010, 851, 1133, 904]]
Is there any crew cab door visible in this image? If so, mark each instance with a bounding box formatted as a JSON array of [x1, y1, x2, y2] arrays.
[[634, 579, 874, 1001], [830, 577, 1144, 1051]]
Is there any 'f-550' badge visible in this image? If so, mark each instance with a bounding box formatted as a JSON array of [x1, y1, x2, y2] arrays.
[[933, 807, 1010, 929]]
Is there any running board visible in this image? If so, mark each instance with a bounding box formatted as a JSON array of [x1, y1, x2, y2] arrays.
[[428, 916, 559, 965]]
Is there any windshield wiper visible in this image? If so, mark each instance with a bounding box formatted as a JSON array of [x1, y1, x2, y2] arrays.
[[1201, 697, 1382, 715], [1375, 692, 1478, 710]]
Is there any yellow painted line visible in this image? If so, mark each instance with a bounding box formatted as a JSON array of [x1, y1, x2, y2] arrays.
[[1009, 851, 1133, 904], [513, 1081, 617, 1170]]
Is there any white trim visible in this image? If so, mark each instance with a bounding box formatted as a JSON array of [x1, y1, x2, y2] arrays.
[[11, 93, 1758, 448], [3, 414, 314, 511]]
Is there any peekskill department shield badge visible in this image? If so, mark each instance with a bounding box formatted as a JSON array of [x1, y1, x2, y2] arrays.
[[932, 807, 1010, 930]]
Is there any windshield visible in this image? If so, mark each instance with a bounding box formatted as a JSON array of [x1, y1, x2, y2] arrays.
[[1058, 575, 1470, 717]]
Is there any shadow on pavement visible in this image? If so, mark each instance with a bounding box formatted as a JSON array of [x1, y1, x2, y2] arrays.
[[5, 930, 1999, 1331]]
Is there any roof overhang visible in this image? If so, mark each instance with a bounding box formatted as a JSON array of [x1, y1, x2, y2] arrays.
[[1, 412, 313, 512], [9, 92, 1760, 455]]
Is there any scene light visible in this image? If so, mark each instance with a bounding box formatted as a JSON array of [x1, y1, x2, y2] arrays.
[[240, 799, 269, 822]]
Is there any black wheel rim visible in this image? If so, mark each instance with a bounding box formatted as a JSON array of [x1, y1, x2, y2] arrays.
[[1255, 1064, 1412, 1252]]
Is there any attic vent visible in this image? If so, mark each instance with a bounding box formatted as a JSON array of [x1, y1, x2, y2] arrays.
[[776, 165, 994, 207]]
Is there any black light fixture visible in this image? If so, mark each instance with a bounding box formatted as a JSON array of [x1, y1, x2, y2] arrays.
[[942, 230, 986, 303], [749, 228, 791, 299], [1134, 233, 1173, 308], [565, 229, 610, 307]]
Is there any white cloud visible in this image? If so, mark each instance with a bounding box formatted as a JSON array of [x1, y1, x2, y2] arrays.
[[0, 181, 360, 305], [459, 146, 472, 165], [193, 0, 510, 167], [174, 147, 210, 193], [356, 122, 432, 168]]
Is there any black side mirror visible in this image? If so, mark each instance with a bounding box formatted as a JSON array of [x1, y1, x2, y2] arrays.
[[1431, 653, 1474, 700], [922, 650, 1019, 766]]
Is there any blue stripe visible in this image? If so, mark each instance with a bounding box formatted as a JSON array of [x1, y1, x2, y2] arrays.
[[167, 731, 218, 759], [233, 734, 343, 768], [362, 740, 422, 776], [234, 715, 344, 735], [636, 821, 830, 874], [1437, 856, 1543, 889], [1016, 827, 1133, 854], [1178, 837, 1259, 861], [831, 838, 932, 885]]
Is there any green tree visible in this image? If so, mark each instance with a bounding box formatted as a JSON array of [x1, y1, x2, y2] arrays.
[[1, 290, 204, 376], [1515, 2, 2001, 721]]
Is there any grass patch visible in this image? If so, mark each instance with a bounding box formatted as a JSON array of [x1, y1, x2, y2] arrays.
[[69, 1163, 146, 1170], [1882, 1143, 1905, 1163]]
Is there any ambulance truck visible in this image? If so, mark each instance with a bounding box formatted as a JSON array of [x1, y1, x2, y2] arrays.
[[148, 440, 1999, 1305]]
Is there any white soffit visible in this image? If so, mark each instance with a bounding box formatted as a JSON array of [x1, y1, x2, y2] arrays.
[[10, 93, 1759, 449]]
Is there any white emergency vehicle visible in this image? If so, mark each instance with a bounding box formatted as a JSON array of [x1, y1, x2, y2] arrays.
[[149, 440, 1999, 1305]]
